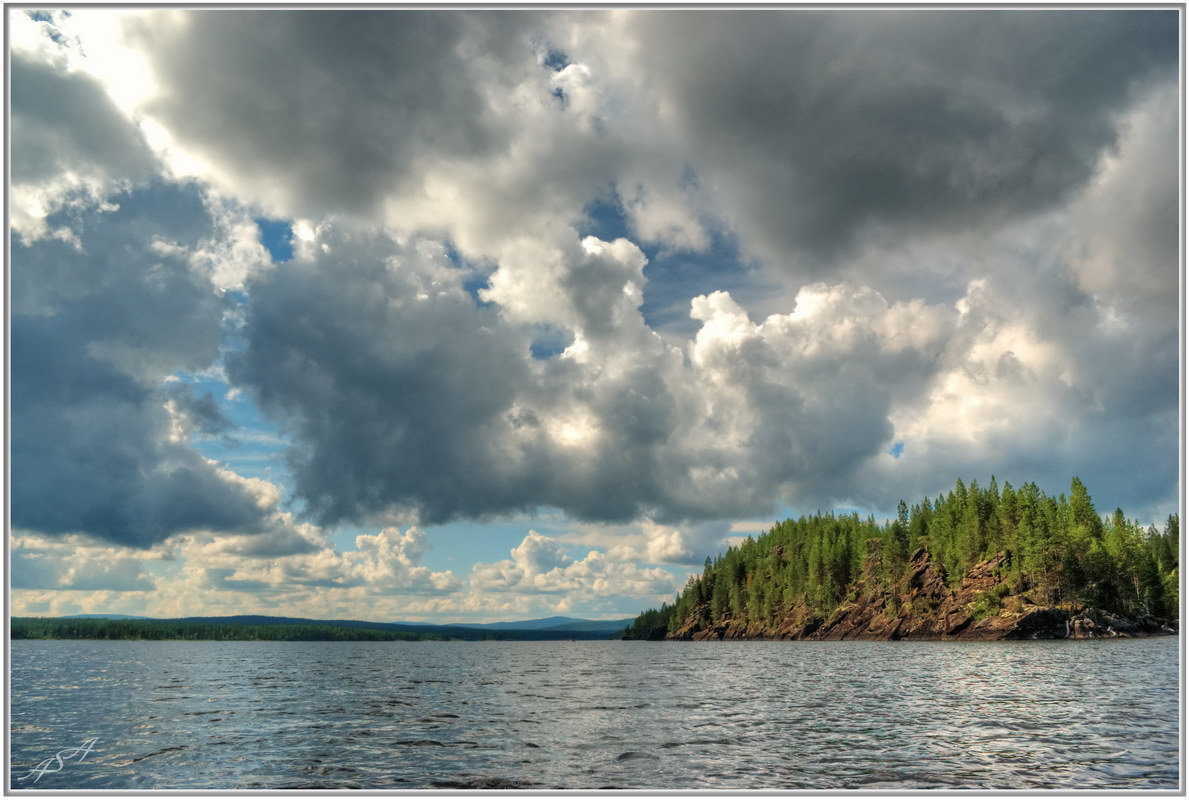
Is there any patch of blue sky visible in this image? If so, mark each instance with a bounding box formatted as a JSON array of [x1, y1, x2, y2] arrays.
[[761, 499, 903, 527], [140, 559, 183, 581], [414, 520, 551, 572], [195, 435, 290, 485], [43, 179, 210, 242], [167, 364, 291, 487], [579, 191, 631, 242], [461, 273, 496, 308], [26, 10, 71, 47], [438, 238, 497, 308], [541, 48, 569, 72], [254, 217, 294, 263], [594, 589, 684, 616], [223, 288, 249, 306], [889, 441, 905, 459], [580, 192, 779, 340], [408, 510, 598, 573], [529, 322, 573, 360]]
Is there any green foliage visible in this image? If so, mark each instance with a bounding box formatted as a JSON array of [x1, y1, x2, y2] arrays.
[[628, 477, 1178, 635], [9, 618, 458, 641], [621, 603, 674, 639], [970, 582, 1012, 621]]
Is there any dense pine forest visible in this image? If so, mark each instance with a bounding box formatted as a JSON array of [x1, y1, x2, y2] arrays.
[[9, 616, 626, 642], [9, 618, 455, 641], [625, 477, 1179, 639]]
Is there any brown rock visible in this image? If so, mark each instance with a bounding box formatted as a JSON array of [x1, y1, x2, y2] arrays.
[[662, 548, 1174, 643]]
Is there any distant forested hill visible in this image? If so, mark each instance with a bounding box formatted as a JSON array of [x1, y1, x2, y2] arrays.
[[10, 618, 447, 642], [10, 615, 626, 642], [625, 477, 1178, 641]]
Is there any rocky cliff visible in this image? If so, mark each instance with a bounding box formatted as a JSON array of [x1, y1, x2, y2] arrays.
[[666, 548, 1175, 642]]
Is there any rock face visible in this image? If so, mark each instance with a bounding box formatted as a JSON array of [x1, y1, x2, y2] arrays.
[[667, 548, 1174, 642]]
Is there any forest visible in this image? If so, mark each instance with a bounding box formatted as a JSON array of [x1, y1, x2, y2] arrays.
[[11, 618, 472, 641], [624, 477, 1179, 639], [8, 616, 626, 642]]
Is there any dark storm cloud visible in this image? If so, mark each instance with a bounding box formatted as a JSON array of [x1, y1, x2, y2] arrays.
[[164, 384, 236, 437], [226, 231, 699, 528], [612, 10, 1179, 270], [227, 231, 955, 529], [130, 10, 540, 220], [226, 232, 539, 527], [10, 183, 274, 548], [9, 52, 154, 187]]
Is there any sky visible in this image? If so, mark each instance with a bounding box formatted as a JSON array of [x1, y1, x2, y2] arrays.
[[8, 9, 1181, 624]]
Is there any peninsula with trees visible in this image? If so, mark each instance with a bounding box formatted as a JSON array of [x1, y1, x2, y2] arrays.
[[625, 477, 1179, 641]]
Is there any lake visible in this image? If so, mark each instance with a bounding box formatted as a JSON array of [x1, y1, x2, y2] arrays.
[[8, 637, 1179, 790]]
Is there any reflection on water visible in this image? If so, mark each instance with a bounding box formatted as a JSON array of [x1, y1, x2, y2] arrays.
[[9, 637, 1179, 790]]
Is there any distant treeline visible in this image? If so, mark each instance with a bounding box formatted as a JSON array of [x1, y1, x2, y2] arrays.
[[625, 477, 1179, 638], [10, 616, 625, 642], [10, 618, 466, 641]]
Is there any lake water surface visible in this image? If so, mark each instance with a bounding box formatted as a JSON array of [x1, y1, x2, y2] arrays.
[[8, 637, 1180, 790]]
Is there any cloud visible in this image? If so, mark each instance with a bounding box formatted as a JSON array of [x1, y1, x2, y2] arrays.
[[1061, 79, 1180, 311], [8, 45, 156, 239], [238, 219, 1130, 529], [10, 182, 280, 548], [511, 530, 573, 574], [570, 10, 1179, 274], [67, 10, 700, 266], [204, 568, 273, 594], [63, 8, 1179, 284], [209, 521, 323, 559], [163, 383, 236, 439], [226, 228, 537, 526], [9, 10, 1179, 622], [208, 201, 1177, 547], [862, 261, 1178, 521], [113, 11, 540, 224], [470, 531, 675, 597], [226, 225, 955, 527], [184, 526, 460, 597], [11, 535, 158, 592]]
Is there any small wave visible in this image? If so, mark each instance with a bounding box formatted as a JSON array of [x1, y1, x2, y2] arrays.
[[110, 745, 187, 766], [430, 777, 542, 789], [304, 765, 357, 776]]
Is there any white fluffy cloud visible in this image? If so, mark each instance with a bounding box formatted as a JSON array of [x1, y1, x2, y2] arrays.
[[471, 531, 675, 598], [11, 534, 158, 593]]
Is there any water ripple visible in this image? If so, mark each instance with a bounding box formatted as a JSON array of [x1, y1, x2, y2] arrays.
[[8, 638, 1179, 790]]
